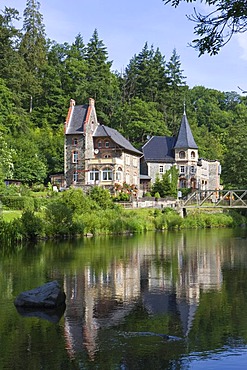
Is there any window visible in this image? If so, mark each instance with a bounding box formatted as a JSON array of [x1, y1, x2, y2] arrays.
[[72, 138, 78, 145], [72, 151, 78, 163], [179, 151, 185, 159], [73, 172, 78, 183], [126, 173, 130, 184], [191, 151, 195, 159], [104, 154, 111, 158], [105, 141, 110, 148], [180, 166, 185, 174], [191, 165, 195, 174], [133, 175, 138, 185], [89, 168, 99, 182], [159, 166, 164, 173], [133, 157, 137, 167], [102, 167, 113, 181], [116, 167, 122, 181], [98, 141, 102, 148], [126, 155, 130, 165], [179, 179, 186, 188]]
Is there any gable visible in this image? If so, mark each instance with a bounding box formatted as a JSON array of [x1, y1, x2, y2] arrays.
[[65, 105, 87, 135], [94, 125, 142, 156]]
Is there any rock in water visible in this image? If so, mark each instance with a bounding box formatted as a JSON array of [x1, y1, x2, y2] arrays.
[[14, 280, 66, 308]]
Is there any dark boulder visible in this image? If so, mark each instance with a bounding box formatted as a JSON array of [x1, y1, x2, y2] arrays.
[[14, 280, 66, 309]]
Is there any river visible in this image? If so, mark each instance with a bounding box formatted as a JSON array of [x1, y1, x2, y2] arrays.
[[1, 228, 247, 369]]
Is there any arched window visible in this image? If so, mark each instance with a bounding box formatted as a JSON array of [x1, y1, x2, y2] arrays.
[[72, 138, 78, 145], [116, 167, 122, 181], [191, 151, 195, 159], [102, 167, 113, 181], [179, 179, 186, 188], [179, 151, 185, 159], [98, 140, 102, 148], [105, 141, 110, 148]]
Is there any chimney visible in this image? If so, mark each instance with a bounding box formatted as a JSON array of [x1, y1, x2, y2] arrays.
[[70, 99, 75, 107], [89, 98, 95, 107]]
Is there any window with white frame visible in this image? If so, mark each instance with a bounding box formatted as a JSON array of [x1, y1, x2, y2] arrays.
[[191, 151, 195, 159], [191, 165, 195, 174], [125, 155, 130, 165], [126, 173, 130, 184], [72, 151, 78, 163], [133, 157, 137, 167], [89, 168, 99, 182], [180, 165, 185, 174], [159, 165, 164, 173], [73, 172, 78, 182], [105, 141, 110, 148], [102, 167, 113, 181], [116, 167, 122, 181], [98, 140, 102, 148], [72, 138, 78, 145], [133, 175, 137, 185]]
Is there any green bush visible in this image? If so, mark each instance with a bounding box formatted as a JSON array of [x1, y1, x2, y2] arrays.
[[44, 201, 74, 236], [33, 197, 48, 211], [1, 196, 34, 211], [112, 192, 130, 202], [20, 210, 44, 241]]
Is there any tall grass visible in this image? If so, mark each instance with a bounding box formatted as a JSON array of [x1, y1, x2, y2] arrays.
[[0, 196, 245, 246]]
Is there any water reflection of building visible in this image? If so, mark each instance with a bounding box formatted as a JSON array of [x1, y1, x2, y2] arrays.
[[63, 236, 223, 359]]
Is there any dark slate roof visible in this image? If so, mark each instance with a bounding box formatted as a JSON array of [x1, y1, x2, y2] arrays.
[[142, 136, 176, 162], [94, 125, 142, 155], [174, 113, 198, 149], [66, 105, 87, 134]]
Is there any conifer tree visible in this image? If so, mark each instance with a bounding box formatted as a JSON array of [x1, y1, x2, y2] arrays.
[[84, 29, 119, 124], [19, 0, 47, 110]]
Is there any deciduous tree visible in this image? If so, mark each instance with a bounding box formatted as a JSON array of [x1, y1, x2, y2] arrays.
[[163, 0, 247, 55]]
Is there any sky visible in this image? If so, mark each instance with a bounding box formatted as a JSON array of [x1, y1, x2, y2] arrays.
[[3, 0, 247, 93]]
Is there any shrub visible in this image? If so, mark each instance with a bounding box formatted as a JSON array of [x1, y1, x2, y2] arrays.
[[44, 201, 74, 236], [61, 188, 97, 214], [1, 196, 34, 211], [20, 210, 44, 241], [89, 186, 114, 209]]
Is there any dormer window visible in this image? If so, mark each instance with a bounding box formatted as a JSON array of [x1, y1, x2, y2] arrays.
[[191, 151, 195, 159], [105, 141, 110, 148], [98, 141, 102, 148], [179, 151, 185, 159]]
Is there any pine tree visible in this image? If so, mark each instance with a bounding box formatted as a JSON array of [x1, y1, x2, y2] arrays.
[[19, 0, 47, 110], [123, 43, 168, 104], [165, 49, 187, 134], [84, 29, 119, 124]]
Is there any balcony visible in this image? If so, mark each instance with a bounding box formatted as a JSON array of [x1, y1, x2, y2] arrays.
[[88, 157, 123, 165]]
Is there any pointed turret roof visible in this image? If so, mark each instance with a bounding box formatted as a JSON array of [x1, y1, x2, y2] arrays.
[[174, 112, 198, 149]]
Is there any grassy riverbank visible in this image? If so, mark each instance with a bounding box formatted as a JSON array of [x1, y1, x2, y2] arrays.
[[0, 203, 245, 245]]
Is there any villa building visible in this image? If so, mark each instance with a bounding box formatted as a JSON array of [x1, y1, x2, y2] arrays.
[[140, 110, 221, 192], [64, 98, 142, 192]]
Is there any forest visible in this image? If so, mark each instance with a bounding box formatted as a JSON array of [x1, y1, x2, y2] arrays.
[[0, 0, 247, 189]]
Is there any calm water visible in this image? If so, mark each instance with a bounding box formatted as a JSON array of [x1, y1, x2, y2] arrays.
[[1, 228, 247, 369]]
